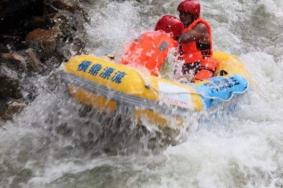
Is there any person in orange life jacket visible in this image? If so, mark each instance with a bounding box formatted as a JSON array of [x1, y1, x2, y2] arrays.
[[178, 0, 218, 81], [120, 15, 184, 76]]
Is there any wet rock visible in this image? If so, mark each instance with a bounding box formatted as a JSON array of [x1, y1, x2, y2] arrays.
[[0, 99, 8, 118], [26, 27, 60, 55], [0, 0, 44, 36], [7, 100, 26, 115], [0, 0, 89, 121], [0, 64, 21, 99], [0, 100, 26, 121], [1, 100, 27, 120], [25, 7, 87, 60], [0, 55, 27, 120], [1, 52, 26, 64], [25, 48, 46, 72], [52, 0, 78, 13], [31, 16, 51, 28], [52, 9, 87, 57]]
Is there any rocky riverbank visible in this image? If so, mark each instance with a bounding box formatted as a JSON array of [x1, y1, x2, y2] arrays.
[[0, 0, 89, 121]]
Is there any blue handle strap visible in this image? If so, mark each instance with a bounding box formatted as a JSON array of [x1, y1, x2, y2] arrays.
[[194, 75, 248, 109]]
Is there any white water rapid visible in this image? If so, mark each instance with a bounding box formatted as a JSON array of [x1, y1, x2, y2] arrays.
[[0, 0, 283, 187]]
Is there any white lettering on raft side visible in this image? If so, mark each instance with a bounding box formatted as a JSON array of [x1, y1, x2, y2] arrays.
[[158, 81, 194, 110]]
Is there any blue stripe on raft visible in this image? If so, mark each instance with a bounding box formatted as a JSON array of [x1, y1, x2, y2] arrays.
[[194, 75, 248, 109]]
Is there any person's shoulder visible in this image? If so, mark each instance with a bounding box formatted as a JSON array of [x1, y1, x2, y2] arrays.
[[194, 22, 208, 32]]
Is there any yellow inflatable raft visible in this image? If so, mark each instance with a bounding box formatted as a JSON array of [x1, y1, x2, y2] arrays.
[[62, 51, 250, 128]]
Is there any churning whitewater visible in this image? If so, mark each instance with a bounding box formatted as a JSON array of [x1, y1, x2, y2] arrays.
[[0, 0, 283, 187]]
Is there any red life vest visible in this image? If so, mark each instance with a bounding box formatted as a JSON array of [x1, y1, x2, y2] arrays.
[[120, 31, 177, 76], [180, 18, 218, 80], [180, 17, 212, 63]]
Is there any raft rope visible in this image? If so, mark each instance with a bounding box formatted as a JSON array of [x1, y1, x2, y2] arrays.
[[135, 70, 202, 96], [135, 70, 249, 102], [61, 72, 190, 116]]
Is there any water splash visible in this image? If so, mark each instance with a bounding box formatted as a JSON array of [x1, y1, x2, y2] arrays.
[[85, 1, 144, 57], [1, 0, 283, 187]]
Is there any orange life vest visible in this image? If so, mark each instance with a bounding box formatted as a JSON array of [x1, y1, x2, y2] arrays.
[[120, 31, 177, 76], [180, 18, 218, 80], [180, 17, 212, 63]]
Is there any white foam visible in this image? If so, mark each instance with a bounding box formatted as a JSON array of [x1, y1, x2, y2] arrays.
[[1, 0, 283, 187]]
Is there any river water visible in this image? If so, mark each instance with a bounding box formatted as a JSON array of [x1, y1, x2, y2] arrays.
[[1, 0, 283, 187]]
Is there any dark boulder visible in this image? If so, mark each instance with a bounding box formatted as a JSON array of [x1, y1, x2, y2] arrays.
[[0, 0, 89, 121], [0, 63, 22, 100], [0, 0, 44, 35]]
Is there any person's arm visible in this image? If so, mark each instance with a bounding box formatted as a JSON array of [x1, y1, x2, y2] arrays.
[[179, 23, 209, 44]]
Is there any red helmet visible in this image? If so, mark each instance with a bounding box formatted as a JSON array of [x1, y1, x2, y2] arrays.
[[177, 0, 201, 17], [155, 15, 184, 39]]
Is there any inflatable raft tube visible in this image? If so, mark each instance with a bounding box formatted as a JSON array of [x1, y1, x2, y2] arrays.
[[61, 51, 250, 128]]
